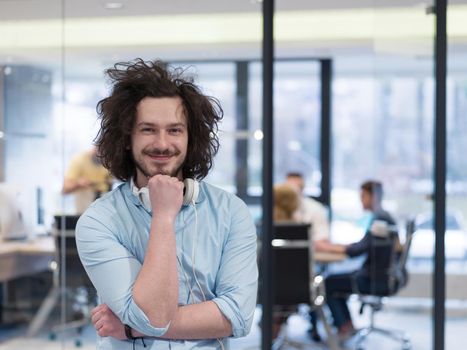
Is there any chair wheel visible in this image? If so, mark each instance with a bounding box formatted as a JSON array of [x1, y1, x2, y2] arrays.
[[75, 339, 82, 347], [311, 332, 321, 342], [48, 332, 56, 341], [308, 328, 321, 342]]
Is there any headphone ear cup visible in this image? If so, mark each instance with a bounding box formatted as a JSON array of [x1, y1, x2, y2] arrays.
[[131, 181, 152, 211], [183, 178, 199, 205]]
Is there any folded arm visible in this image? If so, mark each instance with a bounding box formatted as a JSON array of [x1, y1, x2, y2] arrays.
[[80, 191, 257, 341], [92, 301, 231, 340]]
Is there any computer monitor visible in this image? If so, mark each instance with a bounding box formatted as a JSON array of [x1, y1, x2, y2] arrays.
[[0, 183, 27, 240]]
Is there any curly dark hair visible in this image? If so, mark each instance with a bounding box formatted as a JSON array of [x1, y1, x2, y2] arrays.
[[94, 59, 223, 181]]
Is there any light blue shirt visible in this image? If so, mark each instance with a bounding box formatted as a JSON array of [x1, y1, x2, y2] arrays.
[[76, 181, 258, 349]]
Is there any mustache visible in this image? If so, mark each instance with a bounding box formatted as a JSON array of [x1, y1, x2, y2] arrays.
[[143, 148, 180, 157]]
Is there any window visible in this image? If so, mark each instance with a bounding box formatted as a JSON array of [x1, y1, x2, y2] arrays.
[[248, 61, 321, 196]]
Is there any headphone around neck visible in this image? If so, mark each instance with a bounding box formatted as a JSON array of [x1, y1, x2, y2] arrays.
[[132, 178, 199, 211]]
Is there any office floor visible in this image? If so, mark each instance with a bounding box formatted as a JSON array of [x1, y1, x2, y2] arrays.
[[0, 299, 465, 350]]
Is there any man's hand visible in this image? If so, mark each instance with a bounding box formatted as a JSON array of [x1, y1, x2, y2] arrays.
[[91, 304, 126, 340], [315, 239, 347, 254], [314, 239, 330, 252], [148, 175, 184, 220]]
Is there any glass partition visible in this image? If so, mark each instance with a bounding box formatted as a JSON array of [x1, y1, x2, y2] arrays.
[[446, 2, 467, 349], [3, 1, 466, 349], [0, 0, 65, 346], [62, 1, 263, 350], [331, 2, 435, 349], [1, 1, 263, 349], [248, 60, 321, 197]]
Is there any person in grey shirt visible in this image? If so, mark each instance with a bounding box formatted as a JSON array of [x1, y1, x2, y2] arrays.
[[76, 59, 258, 349]]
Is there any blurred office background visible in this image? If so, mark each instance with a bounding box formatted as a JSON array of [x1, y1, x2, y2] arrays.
[[1, 0, 467, 349]]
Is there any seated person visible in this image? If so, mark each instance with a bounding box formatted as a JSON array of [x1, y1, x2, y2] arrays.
[[285, 172, 330, 251], [283, 173, 331, 341], [271, 184, 331, 342], [271, 184, 300, 338], [273, 183, 299, 222], [318, 180, 400, 341]]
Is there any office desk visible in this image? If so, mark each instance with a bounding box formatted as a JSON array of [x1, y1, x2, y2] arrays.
[[0, 236, 55, 325], [0, 236, 55, 282]]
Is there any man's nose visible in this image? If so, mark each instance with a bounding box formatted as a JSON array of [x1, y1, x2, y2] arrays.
[[152, 131, 168, 148]]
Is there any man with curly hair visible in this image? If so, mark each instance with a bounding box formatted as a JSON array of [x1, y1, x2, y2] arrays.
[[75, 59, 258, 349]]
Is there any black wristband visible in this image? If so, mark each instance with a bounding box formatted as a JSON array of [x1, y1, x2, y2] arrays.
[[124, 324, 136, 340]]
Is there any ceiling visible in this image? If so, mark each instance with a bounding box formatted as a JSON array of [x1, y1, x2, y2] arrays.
[[0, 0, 438, 20], [1, 0, 467, 77]]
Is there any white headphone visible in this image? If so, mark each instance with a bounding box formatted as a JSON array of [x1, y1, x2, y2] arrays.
[[131, 178, 199, 211]]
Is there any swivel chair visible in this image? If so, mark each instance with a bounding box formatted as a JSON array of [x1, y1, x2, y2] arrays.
[[271, 223, 341, 350], [354, 220, 415, 350]]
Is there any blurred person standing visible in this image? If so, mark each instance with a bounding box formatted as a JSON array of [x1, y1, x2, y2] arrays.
[[62, 146, 112, 214]]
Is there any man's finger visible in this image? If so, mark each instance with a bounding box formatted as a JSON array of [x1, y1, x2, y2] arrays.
[[94, 320, 103, 330], [91, 304, 106, 316], [91, 309, 104, 325]]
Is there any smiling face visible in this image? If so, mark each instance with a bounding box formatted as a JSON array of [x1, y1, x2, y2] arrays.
[[131, 96, 188, 187]]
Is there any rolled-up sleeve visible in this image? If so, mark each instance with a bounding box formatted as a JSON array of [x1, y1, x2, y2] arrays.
[[76, 211, 169, 337], [211, 198, 258, 338]]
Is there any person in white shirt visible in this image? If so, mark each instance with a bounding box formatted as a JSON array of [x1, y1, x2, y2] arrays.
[[285, 172, 330, 250]]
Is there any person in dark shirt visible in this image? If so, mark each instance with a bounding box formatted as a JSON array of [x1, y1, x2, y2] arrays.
[[318, 180, 399, 341]]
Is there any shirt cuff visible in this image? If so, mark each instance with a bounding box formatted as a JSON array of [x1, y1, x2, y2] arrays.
[[212, 297, 245, 338], [126, 300, 170, 337]]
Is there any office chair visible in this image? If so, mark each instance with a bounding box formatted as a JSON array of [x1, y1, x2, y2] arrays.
[[271, 223, 341, 350], [27, 215, 95, 347], [353, 220, 415, 350]]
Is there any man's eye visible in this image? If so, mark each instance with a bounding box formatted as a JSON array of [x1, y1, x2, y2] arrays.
[[169, 128, 182, 134], [141, 128, 154, 133]]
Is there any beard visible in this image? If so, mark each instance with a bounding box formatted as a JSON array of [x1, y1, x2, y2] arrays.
[[133, 147, 185, 179]]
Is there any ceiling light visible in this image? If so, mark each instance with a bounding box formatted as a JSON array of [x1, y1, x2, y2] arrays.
[[104, 2, 124, 10]]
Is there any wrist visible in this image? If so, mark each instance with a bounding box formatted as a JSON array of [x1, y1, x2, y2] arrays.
[[124, 324, 136, 340], [152, 214, 177, 227]]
